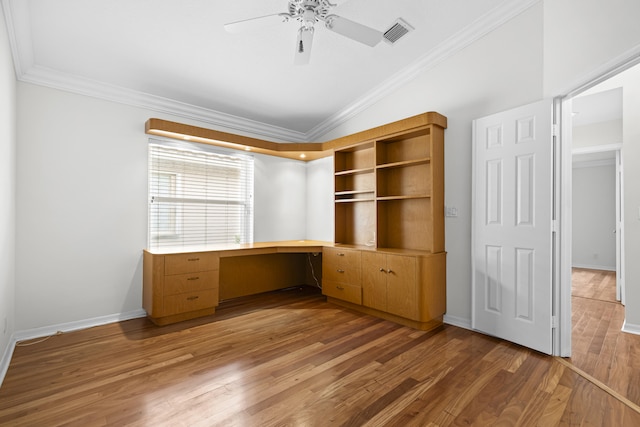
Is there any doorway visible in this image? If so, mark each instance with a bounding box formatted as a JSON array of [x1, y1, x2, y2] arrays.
[[558, 60, 640, 407]]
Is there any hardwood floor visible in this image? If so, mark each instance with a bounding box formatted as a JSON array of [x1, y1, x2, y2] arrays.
[[570, 268, 640, 412], [1, 285, 640, 426], [571, 267, 617, 302]]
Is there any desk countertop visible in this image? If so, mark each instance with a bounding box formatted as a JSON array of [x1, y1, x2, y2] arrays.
[[144, 240, 333, 256]]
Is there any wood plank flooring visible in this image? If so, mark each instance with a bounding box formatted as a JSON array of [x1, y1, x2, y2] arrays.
[[571, 267, 617, 302], [570, 268, 640, 411], [1, 285, 640, 426]]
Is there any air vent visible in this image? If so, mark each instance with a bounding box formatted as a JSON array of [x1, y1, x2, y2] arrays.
[[383, 18, 414, 45]]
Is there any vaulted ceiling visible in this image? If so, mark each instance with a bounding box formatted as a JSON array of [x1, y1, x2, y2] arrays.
[[2, 0, 538, 141]]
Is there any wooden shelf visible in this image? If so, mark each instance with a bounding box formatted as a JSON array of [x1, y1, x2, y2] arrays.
[[335, 167, 375, 176], [332, 118, 445, 252], [376, 158, 431, 170], [336, 199, 375, 204], [377, 195, 431, 201]]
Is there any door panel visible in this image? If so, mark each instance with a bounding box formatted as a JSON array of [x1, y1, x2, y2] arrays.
[[387, 255, 417, 319], [362, 251, 387, 311], [472, 99, 554, 355]]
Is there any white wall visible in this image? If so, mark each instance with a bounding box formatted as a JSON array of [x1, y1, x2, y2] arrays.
[[572, 120, 623, 149], [15, 83, 313, 332], [572, 164, 616, 270], [620, 66, 640, 329], [305, 156, 334, 242], [253, 153, 307, 242], [319, 4, 545, 326], [543, 0, 640, 96], [0, 4, 16, 372]]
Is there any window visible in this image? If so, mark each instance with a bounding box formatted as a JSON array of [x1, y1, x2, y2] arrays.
[[148, 140, 254, 250]]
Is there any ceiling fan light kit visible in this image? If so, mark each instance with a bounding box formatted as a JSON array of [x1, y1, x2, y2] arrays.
[[224, 0, 398, 65]]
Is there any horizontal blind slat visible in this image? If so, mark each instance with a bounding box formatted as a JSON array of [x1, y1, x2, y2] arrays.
[[148, 141, 254, 250]]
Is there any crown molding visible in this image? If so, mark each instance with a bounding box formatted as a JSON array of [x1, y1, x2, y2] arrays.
[[3, 0, 539, 142], [18, 65, 309, 142], [2, 0, 33, 77], [306, 0, 541, 140]]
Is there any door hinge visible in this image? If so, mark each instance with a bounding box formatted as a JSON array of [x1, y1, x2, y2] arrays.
[[552, 220, 559, 233], [552, 315, 558, 329], [552, 124, 559, 137]]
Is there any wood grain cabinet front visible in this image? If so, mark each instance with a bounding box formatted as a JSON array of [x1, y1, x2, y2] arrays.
[[362, 253, 419, 320], [322, 247, 362, 305], [326, 248, 446, 330], [143, 251, 220, 325]]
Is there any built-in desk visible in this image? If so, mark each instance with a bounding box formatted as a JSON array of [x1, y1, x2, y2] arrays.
[[144, 240, 446, 331], [143, 241, 329, 325]]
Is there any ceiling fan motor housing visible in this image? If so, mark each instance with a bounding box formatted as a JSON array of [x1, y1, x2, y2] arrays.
[[289, 0, 335, 28]]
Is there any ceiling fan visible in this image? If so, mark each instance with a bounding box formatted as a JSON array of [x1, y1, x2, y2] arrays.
[[224, 0, 383, 65]]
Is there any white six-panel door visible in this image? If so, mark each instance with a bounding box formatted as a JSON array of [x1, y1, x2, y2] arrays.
[[472, 100, 554, 354]]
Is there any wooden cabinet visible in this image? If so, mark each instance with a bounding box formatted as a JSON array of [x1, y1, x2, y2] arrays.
[[362, 252, 418, 319], [143, 251, 220, 326], [325, 112, 447, 331], [322, 247, 362, 305]]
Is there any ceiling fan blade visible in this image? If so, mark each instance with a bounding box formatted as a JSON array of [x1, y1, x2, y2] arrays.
[[324, 15, 382, 47], [294, 27, 314, 66], [224, 13, 290, 34]]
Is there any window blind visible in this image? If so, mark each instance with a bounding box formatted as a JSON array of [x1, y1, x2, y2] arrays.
[[148, 140, 254, 250]]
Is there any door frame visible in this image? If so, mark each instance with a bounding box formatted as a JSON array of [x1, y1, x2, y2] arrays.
[[570, 143, 623, 298], [557, 51, 640, 357]]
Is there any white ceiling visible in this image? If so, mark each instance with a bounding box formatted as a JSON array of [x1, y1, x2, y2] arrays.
[[572, 87, 622, 128], [2, 0, 538, 141]]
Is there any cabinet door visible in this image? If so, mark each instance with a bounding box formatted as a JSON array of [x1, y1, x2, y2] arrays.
[[386, 255, 418, 319], [362, 252, 387, 311]]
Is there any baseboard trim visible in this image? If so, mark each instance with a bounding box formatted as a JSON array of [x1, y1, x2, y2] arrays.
[[622, 320, 640, 336], [443, 314, 472, 330], [0, 309, 147, 387], [571, 263, 615, 272], [0, 336, 17, 389]]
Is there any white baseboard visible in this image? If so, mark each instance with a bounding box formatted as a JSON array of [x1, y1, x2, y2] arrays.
[[571, 263, 615, 272], [0, 309, 147, 387], [443, 314, 472, 330], [0, 336, 17, 389], [622, 320, 640, 336], [12, 309, 147, 343]]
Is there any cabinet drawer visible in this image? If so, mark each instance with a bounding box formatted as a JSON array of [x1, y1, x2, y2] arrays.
[[163, 289, 218, 316], [323, 281, 362, 305], [164, 271, 218, 296], [323, 247, 361, 265], [164, 252, 219, 275], [323, 263, 361, 285]]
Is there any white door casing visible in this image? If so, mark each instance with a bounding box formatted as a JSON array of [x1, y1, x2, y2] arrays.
[[472, 99, 554, 355]]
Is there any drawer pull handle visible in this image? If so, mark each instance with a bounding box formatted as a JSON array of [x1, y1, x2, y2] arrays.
[[388, 269, 393, 274], [187, 277, 200, 281], [187, 296, 199, 301], [187, 258, 200, 262], [337, 269, 345, 273], [336, 286, 344, 290], [379, 268, 386, 272], [337, 253, 345, 256]]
